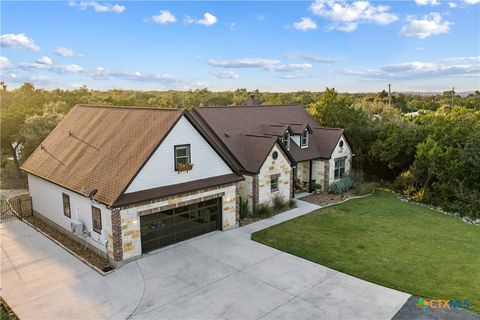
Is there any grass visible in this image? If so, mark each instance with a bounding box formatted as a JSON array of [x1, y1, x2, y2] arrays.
[[252, 189, 480, 313]]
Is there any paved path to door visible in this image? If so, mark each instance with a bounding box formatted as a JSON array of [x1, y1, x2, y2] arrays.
[[1, 200, 410, 319]]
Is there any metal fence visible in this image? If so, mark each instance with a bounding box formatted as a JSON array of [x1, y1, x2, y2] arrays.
[[0, 194, 32, 222]]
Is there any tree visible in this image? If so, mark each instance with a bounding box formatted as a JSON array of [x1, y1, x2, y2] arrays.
[[16, 112, 64, 163]]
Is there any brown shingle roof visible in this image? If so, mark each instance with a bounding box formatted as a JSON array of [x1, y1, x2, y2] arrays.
[[191, 105, 344, 169], [21, 105, 184, 206]]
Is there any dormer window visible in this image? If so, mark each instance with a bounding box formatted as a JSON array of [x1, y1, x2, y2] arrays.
[[282, 131, 290, 149], [301, 129, 309, 148]]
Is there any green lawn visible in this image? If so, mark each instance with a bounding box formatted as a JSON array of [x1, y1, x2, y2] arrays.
[[252, 189, 480, 312]]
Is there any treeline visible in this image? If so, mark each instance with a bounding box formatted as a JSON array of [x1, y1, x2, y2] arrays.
[[310, 88, 480, 219], [1, 83, 479, 218]]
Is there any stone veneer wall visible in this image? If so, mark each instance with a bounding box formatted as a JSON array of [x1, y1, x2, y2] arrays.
[[238, 174, 254, 212], [113, 182, 239, 261], [257, 144, 291, 207]]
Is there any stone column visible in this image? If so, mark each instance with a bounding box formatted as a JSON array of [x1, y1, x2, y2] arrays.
[[111, 208, 123, 262]]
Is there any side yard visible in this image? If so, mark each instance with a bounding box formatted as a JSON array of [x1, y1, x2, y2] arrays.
[[252, 189, 480, 313]]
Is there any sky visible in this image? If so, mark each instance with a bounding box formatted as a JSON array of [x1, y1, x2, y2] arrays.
[[1, 0, 479, 92]]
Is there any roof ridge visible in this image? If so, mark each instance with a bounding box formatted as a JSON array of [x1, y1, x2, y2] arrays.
[[313, 126, 343, 131], [196, 104, 302, 109], [75, 104, 183, 111]]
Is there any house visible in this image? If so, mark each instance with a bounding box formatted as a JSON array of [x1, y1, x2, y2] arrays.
[[21, 104, 352, 264], [189, 105, 353, 211]]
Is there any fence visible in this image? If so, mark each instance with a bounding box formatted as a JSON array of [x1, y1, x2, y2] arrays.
[[1, 194, 32, 222]]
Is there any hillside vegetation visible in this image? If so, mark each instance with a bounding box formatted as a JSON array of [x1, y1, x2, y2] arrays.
[[1, 83, 479, 218]]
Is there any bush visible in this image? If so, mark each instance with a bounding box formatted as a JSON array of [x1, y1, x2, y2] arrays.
[[288, 199, 296, 208], [329, 173, 355, 194], [272, 194, 286, 213], [254, 203, 273, 217], [239, 197, 249, 219]]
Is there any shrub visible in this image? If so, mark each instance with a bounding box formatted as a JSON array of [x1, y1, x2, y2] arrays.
[[330, 173, 355, 194], [272, 194, 286, 213], [239, 197, 249, 219], [288, 199, 296, 208], [254, 203, 273, 218]]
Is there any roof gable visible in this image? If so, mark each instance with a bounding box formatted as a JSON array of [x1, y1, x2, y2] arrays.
[[21, 105, 183, 206]]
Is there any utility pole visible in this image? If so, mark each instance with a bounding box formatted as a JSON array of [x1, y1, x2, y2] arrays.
[[451, 86, 455, 107], [388, 83, 391, 107]]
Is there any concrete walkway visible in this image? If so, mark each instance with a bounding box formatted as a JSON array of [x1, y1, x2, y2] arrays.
[[1, 200, 410, 319]]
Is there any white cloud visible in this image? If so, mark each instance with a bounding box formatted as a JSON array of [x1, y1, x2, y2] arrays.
[[36, 56, 53, 65], [198, 13, 218, 26], [337, 22, 358, 32], [309, 0, 398, 31], [415, 0, 439, 6], [150, 10, 176, 24], [207, 57, 312, 72], [448, 2, 458, 7], [0, 57, 13, 69], [207, 58, 281, 69], [69, 1, 125, 13], [185, 12, 217, 26], [291, 17, 318, 31], [344, 56, 480, 79], [0, 33, 40, 51], [212, 70, 239, 79], [19, 62, 84, 74], [226, 22, 236, 30], [401, 13, 452, 39], [464, 0, 480, 4], [294, 54, 337, 63], [55, 47, 81, 57], [90, 67, 205, 88]]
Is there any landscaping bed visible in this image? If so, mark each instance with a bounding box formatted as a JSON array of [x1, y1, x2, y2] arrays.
[[24, 215, 112, 272], [252, 189, 480, 313], [301, 182, 376, 207], [0, 297, 18, 320], [240, 202, 296, 227]]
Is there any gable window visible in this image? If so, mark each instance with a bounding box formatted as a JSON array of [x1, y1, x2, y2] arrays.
[[334, 159, 346, 179], [281, 131, 290, 150], [174, 144, 191, 171], [92, 206, 102, 234], [301, 129, 309, 148], [271, 174, 280, 192], [62, 193, 71, 218]]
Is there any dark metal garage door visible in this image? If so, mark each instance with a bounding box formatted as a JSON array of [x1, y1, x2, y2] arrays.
[[140, 198, 221, 253]]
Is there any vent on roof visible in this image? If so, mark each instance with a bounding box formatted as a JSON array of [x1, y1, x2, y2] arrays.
[[224, 133, 230, 138]]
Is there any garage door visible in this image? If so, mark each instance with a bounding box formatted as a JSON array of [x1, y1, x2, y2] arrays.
[[140, 198, 221, 253]]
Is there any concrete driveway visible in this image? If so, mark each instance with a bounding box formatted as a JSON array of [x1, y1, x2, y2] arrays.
[[1, 200, 410, 320]]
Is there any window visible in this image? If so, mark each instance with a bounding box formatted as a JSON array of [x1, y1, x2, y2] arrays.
[[174, 144, 191, 171], [334, 159, 346, 179], [281, 131, 290, 149], [92, 206, 102, 234], [271, 175, 279, 192], [62, 193, 71, 218], [301, 129, 309, 147], [272, 151, 278, 160], [339, 140, 344, 148]]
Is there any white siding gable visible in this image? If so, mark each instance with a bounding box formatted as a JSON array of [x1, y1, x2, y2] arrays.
[[126, 116, 232, 193], [291, 135, 300, 147]]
